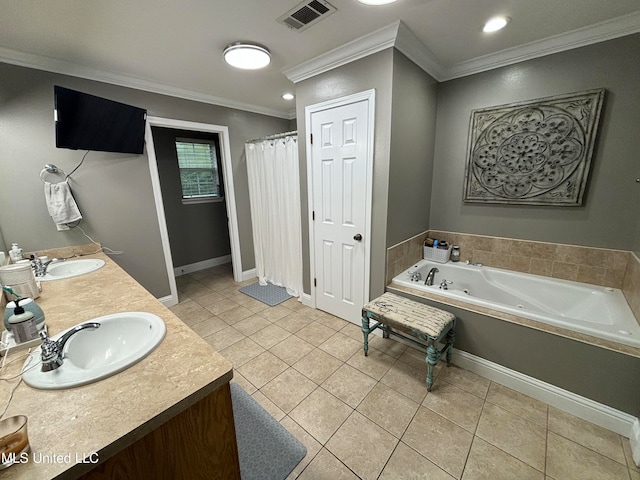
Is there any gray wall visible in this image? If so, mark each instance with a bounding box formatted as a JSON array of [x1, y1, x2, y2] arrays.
[[0, 63, 289, 297], [151, 127, 231, 268], [394, 289, 640, 417], [387, 51, 438, 247], [295, 49, 394, 298], [431, 33, 640, 251]]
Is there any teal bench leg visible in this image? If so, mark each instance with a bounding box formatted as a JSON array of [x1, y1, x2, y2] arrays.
[[361, 312, 371, 357], [426, 339, 439, 392], [446, 323, 456, 365]]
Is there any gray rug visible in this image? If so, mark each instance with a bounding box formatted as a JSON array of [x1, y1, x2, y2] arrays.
[[239, 281, 292, 306], [231, 382, 307, 480]]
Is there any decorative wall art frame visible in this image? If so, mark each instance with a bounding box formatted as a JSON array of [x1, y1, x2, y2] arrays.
[[462, 88, 605, 206]]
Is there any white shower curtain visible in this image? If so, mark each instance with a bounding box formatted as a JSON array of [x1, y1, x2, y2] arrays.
[[245, 134, 303, 297]]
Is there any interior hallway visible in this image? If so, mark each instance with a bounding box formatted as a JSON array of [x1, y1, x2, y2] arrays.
[[169, 264, 639, 480]]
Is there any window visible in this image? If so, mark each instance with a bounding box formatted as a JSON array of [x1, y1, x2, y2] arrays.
[[175, 137, 224, 204]]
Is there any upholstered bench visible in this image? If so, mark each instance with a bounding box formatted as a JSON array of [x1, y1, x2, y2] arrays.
[[361, 292, 456, 391]]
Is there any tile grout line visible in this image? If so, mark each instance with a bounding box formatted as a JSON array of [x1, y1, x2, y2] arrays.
[[544, 402, 549, 477]]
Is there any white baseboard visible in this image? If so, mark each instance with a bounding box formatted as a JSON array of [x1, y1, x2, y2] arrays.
[[631, 418, 640, 467], [173, 255, 231, 277], [300, 292, 313, 308], [158, 294, 177, 308], [241, 268, 256, 282], [451, 348, 637, 438]]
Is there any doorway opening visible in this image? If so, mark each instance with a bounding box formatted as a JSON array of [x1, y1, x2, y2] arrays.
[[145, 117, 242, 306]]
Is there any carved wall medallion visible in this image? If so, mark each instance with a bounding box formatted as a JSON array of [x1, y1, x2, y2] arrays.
[[463, 89, 605, 206]]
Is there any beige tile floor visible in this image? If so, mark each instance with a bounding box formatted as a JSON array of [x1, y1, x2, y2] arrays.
[[170, 264, 640, 480]]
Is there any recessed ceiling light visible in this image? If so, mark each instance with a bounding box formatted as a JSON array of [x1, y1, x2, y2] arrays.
[[223, 42, 271, 69], [357, 0, 397, 5], [282, 93, 295, 100], [483, 16, 510, 33]]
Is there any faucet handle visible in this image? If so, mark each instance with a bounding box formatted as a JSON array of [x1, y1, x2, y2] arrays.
[[39, 330, 61, 363]]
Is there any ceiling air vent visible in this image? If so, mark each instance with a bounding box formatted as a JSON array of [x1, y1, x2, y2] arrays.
[[277, 0, 336, 32]]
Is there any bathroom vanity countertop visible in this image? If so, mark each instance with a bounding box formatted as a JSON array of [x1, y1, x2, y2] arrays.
[[1, 252, 234, 479], [388, 283, 640, 359]]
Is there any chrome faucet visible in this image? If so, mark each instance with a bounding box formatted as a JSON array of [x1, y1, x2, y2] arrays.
[[39, 323, 100, 372], [439, 279, 453, 290], [30, 254, 66, 277], [425, 267, 439, 286], [410, 272, 422, 282]]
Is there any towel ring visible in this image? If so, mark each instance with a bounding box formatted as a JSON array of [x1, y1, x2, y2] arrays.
[[40, 164, 67, 184]]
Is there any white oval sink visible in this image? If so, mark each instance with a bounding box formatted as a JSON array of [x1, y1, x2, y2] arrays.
[[39, 258, 105, 281], [22, 312, 166, 389]]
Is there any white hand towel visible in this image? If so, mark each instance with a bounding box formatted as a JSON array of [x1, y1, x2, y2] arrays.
[[44, 181, 82, 225]]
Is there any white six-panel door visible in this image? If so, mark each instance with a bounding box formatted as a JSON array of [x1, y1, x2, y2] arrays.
[[309, 96, 372, 323]]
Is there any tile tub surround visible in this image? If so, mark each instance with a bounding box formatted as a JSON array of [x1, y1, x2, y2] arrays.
[[623, 253, 640, 323], [173, 265, 640, 479], [428, 230, 631, 290], [386, 230, 429, 285], [1, 251, 237, 479]]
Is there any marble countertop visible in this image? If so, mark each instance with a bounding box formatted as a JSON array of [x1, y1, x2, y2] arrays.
[[1, 251, 234, 479]]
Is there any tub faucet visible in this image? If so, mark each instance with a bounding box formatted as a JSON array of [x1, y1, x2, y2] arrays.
[[425, 267, 439, 286], [410, 272, 422, 282], [439, 279, 453, 290], [39, 322, 101, 372]]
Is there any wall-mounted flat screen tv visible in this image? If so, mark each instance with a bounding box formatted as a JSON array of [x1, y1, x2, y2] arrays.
[[54, 86, 147, 154]]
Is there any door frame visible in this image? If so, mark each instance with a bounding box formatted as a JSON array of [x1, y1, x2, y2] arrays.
[[145, 116, 243, 307], [305, 89, 375, 311]]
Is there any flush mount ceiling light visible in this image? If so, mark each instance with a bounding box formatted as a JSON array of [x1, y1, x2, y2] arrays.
[[282, 93, 295, 100], [483, 16, 510, 33], [223, 42, 271, 69], [357, 0, 397, 5]]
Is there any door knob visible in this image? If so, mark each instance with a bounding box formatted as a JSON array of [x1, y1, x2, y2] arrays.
[[354, 234, 362, 241]]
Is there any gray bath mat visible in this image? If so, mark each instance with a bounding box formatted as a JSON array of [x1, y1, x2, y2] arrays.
[[239, 281, 292, 306], [231, 382, 307, 480]]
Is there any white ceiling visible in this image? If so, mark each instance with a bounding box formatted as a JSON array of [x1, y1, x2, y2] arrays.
[[1, 0, 639, 119]]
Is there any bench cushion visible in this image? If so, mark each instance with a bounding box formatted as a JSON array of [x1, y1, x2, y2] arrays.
[[363, 292, 455, 338]]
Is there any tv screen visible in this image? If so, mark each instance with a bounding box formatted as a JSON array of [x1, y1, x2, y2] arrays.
[[54, 86, 147, 154]]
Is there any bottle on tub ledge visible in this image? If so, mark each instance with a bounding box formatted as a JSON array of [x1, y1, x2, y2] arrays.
[[451, 246, 460, 262]]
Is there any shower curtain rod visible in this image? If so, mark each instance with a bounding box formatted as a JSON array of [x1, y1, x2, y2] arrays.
[[246, 130, 298, 144]]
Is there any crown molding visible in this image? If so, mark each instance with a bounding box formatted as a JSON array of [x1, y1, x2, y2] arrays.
[[285, 12, 640, 84], [283, 21, 400, 83], [0, 46, 292, 119], [2, 10, 639, 117], [438, 11, 640, 81], [394, 21, 445, 81], [283, 20, 445, 83]]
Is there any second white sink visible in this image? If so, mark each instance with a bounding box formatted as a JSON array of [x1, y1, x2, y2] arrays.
[[39, 259, 105, 281]]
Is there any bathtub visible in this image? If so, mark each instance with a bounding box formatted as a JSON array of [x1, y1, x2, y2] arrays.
[[391, 259, 640, 349]]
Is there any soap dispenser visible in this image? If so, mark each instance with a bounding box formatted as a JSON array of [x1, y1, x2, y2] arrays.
[[8, 299, 39, 344], [3, 295, 46, 332], [9, 243, 23, 263]]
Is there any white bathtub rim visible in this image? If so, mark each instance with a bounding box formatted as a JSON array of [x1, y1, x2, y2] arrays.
[[394, 259, 640, 350], [389, 283, 640, 359]]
